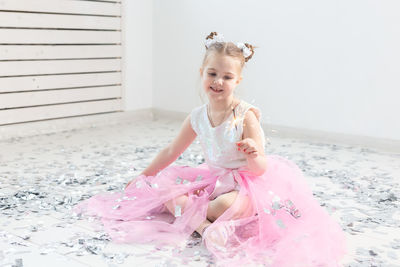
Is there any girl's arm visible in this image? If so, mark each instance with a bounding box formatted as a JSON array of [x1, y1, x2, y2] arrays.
[[238, 109, 267, 176], [139, 114, 197, 177]]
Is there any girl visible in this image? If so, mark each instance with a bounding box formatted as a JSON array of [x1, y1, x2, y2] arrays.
[[74, 32, 347, 266]]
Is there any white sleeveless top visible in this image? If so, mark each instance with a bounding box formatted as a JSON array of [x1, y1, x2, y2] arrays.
[[190, 99, 266, 170]]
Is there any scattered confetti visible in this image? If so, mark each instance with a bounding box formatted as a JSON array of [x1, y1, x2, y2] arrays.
[[175, 205, 182, 217], [276, 219, 286, 229], [263, 208, 271, 214], [0, 117, 398, 266]]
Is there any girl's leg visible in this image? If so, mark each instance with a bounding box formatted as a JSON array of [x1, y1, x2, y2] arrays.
[[194, 190, 243, 236], [196, 220, 212, 236], [207, 190, 240, 222], [164, 193, 213, 235], [201, 191, 242, 246], [164, 194, 188, 215], [164, 190, 248, 236]]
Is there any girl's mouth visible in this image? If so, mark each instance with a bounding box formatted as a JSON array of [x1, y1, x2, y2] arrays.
[[210, 86, 223, 93]]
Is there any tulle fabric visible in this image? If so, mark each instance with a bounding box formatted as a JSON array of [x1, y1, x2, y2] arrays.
[[74, 155, 347, 266]]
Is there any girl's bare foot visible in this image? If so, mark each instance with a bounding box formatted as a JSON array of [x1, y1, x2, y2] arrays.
[[203, 224, 234, 247], [195, 220, 212, 237]]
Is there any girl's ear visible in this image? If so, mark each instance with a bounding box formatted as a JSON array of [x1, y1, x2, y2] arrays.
[[199, 68, 203, 76], [236, 76, 243, 84]]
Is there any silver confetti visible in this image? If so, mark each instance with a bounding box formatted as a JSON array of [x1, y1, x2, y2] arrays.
[[283, 199, 301, 219], [175, 205, 182, 217], [290, 209, 301, 219], [271, 201, 282, 210], [122, 195, 137, 201], [276, 219, 286, 229], [1, 111, 399, 267], [14, 258, 23, 267]]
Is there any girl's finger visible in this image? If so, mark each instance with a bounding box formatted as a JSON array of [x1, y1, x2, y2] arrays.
[[125, 182, 131, 190], [239, 144, 248, 151], [246, 150, 257, 157], [243, 146, 254, 152], [236, 140, 248, 147], [249, 152, 258, 158]]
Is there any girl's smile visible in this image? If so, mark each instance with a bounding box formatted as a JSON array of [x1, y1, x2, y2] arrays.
[[210, 85, 223, 93]]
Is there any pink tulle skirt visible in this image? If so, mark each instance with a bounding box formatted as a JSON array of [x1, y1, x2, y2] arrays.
[[74, 155, 347, 266]]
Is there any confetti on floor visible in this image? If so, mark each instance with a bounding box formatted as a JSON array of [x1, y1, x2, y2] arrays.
[[0, 117, 399, 266]]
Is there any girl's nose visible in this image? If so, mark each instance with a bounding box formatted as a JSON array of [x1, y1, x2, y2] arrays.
[[214, 78, 223, 85]]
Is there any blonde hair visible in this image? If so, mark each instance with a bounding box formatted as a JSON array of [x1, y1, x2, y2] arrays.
[[201, 32, 256, 71]]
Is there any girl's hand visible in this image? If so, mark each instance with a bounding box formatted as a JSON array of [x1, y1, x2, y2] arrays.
[[194, 187, 205, 196], [125, 179, 134, 190], [125, 176, 140, 190], [236, 138, 259, 159]]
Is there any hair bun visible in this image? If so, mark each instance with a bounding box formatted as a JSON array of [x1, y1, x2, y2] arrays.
[[206, 32, 218, 41], [204, 32, 225, 49], [203, 32, 256, 63], [244, 43, 255, 62]]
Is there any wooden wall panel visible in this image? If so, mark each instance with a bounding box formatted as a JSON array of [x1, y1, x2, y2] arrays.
[[0, 0, 121, 16], [0, 59, 121, 76], [0, 45, 122, 60], [0, 73, 122, 93], [0, 100, 123, 125], [0, 86, 122, 109], [0, 12, 121, 30], [0, 0, 123, 125], [0, 29, 121, 44]]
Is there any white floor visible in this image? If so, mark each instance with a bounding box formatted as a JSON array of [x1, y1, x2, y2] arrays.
[[0, 116, 399, 267]]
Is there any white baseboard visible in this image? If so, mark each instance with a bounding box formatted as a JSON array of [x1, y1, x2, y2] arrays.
[[1, 108, 399, 154], [264, 124, 400, 153], [152, 108, 400, 153]]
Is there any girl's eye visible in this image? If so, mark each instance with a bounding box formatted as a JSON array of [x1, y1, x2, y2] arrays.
[[224, 76, 233, 80], [208, 73, 216, 76]]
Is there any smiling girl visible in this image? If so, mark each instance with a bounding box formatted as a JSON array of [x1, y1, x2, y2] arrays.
[[75, 32, 347, 266]]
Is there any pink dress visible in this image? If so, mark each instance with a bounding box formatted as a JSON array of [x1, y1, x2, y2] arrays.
[[74, 100, 347, 266]]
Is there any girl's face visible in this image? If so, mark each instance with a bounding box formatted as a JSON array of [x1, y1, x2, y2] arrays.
[[200, 54, 242, 101]]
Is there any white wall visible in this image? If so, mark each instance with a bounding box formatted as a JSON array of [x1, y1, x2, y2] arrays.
[[151, 0, 400, 141], [123, 0, 153, 110]]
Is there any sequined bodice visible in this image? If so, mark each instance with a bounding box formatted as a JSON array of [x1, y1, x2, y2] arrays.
[[190, 100, 266, 170]]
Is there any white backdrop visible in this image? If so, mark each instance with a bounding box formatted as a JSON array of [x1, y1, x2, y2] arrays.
[[124, 0, 400, 141]]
